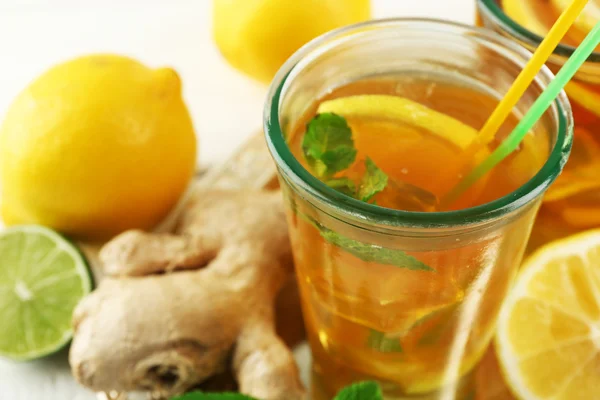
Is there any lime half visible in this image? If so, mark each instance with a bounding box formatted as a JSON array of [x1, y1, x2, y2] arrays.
[[0, 225, 91, 361]]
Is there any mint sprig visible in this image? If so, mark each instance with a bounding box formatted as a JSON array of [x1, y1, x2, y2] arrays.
[[319, 223, 434, 272], [284, 194, 433, 271], [302, 113, 388, 201], [302, 113, 357, 178], [334, 381, 384, 400], [299, 113, 433, 271], [171, 381, 384, 400], [357, 158, 388, 202]]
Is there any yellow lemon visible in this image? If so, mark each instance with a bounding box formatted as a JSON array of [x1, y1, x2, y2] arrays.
[[213, 0, 371, 83], [496, 229, 600, 400], [0, 54, 197, 241]]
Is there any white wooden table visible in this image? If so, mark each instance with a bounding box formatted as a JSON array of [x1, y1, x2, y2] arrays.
[[0, 1, 475, 398]]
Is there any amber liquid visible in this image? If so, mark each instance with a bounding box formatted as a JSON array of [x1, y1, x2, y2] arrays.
[[284, 77, 549, 399], [480, 0, 600, 252]]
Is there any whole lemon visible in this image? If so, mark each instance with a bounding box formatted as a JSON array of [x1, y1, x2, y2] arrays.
[[213, 0, 371, 83], [0, 55, 197, 241]]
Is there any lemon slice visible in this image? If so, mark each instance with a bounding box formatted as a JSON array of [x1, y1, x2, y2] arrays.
[[317, 95, 479, 150], [496, 230, 600, 400]]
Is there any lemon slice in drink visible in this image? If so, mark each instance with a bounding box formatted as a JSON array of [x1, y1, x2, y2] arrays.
[[496, 230, 600, 400], [0, 226, 91, 361], [317, 95, 479, 150]]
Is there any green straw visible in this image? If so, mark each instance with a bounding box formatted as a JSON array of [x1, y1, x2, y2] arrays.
[[443, 21, 600, 207]]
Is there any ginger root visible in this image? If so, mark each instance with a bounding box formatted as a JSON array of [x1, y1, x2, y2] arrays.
[[69, 189, 306, 400]]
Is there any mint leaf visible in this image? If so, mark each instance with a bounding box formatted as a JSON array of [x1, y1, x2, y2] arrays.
[[319, 225, 434, 271], [334, 381, 384, 400], [367, 330, 403, 353], [288, 203, 434, 271], [302, 113, 357, 177], [327, 177, 356, 197], [171, 384, 385, 400], [357, 158, 388, 202], [171, 392, 257, 400]]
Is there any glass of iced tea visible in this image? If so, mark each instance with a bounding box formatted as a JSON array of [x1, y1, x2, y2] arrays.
[[477, 0, 600, 251], [264, 19, 573, 399]]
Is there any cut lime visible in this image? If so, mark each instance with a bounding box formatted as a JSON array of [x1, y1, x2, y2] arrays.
[[0, 225, 91, 361]]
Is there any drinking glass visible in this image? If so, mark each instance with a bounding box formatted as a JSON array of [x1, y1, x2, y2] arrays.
[[264, 18, 573, 399]]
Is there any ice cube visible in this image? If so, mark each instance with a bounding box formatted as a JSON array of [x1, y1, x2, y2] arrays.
[[376, 178, 439, 212]]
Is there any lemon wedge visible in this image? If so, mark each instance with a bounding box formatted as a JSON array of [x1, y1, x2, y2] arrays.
[[496, 229, 600, 400], [317, 95, 479, 150]]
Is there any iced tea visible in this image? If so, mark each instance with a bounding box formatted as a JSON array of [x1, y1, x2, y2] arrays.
[[285, 78, 548, 398], [265, 19, 572, 400]]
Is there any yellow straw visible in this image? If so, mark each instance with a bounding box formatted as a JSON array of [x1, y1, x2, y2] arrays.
[[460, 0, 588, 158], [441, 0, 589, 208]]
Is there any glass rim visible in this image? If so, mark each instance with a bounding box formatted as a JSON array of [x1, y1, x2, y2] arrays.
[[264, 17, 573, 228], [477, 0, 600, 63]]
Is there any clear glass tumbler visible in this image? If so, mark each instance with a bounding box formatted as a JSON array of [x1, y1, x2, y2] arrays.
[[264, 18, 573, 400]]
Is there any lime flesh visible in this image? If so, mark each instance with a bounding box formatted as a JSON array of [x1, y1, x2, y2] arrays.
[[0, 226, 91, 361]]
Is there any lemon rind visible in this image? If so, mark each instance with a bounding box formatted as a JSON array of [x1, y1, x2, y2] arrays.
[[495, 229, 600, 400]]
